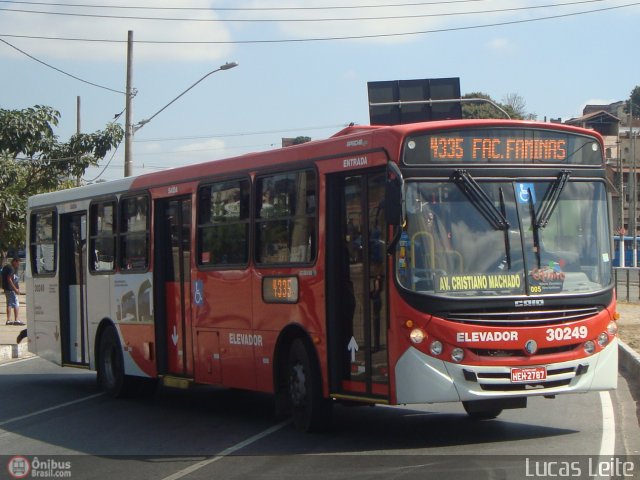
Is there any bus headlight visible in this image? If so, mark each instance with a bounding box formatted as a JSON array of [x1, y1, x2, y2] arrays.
[[583, 340, 596, 355], [410, 329, 425, 344], [430, 340, 443, 356], [597, 332, 609, 347], [451, 348, 464, 363], [607, 321, 618, 336]]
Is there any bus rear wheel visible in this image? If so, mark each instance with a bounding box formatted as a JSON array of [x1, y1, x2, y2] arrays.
[[287, 338, 332, 432], [463, 400, 503, 420], [97, 326, 140, 398]]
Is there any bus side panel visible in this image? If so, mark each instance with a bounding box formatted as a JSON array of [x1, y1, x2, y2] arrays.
[[195, 270, 254, 389], [118, 323, 158, 377], [112, 273, 157, 378], [86, 273, 111, 370], [251, 269, 328, 394], [28, 277, 62, 365]]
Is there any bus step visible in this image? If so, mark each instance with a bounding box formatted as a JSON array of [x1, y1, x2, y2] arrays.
[[161, 376, 194, 389]]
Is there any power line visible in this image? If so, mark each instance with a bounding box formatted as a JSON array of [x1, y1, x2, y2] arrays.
[[0, 37, 125, 94], [15, 124, 347, 168], [134, 124, 347, 143], [82, 140, 121, 182], [83, 141, 281, 178], [0, 0, 611, 22], [0, 0, 488, 11], [136, 142, 280, 156], [15, 154, 80, 162], [2, 2, 638, 44]]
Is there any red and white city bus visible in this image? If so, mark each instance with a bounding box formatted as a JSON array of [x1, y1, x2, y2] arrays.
[[26, 119, 619, 431]]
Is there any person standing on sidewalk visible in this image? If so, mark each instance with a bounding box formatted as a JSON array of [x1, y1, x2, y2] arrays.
[[2, 258, 24, 326]]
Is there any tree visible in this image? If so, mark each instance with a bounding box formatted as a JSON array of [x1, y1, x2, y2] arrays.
[[461, 92, 535, 120], [0, 105, 123, 256], [623, 86, 640, 119], [502, 93, 537, 120], [292, 136, 311, 145]]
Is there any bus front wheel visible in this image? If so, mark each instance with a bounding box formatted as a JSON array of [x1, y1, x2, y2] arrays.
[[286, 338, 332, 432], [463, 400, 503, 420]]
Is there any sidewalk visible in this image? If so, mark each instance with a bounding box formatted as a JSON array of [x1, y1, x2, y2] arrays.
[[615, 302, 640, 382], [0, 292, 29, 361]]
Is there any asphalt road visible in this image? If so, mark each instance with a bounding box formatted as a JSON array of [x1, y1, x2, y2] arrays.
[[0, 356, 639, 480]]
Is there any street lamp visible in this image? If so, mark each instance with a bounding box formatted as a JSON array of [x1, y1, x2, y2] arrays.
[[134, 61, 239, 132], [123, 60, 239, 177]]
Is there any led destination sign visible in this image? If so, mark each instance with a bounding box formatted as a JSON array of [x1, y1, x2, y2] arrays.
[[429, 136, 566, 161], [262, 276, 299, 304], [404, 128, 601, 165]]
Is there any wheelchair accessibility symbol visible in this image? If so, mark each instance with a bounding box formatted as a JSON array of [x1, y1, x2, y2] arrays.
[[194, 280, 204, 306], [517, 183, 536, 204]]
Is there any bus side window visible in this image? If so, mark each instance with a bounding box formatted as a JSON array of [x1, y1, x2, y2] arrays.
[[30, 210, 57, 275], [197, 179, 250, 267], [119, 194, 149, 271], [256, 170, 316, 265], [89, 200, 117, 273]]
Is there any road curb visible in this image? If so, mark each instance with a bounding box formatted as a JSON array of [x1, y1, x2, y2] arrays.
[[618, 339, 640, 380], [0, 342, 28, 362]]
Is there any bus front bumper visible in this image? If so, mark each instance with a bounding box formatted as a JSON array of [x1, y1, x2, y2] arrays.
[[394, 339, 618, 404]]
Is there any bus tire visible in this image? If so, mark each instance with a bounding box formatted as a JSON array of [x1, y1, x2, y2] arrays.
[[286, 338, 332, 432], [97, 326, 136, 398], [463, 401, 503, 420]]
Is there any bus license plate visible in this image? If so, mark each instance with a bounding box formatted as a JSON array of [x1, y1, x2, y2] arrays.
[[511, 367, 547, 383]]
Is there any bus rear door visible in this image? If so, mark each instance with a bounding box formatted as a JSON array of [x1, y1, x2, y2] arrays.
[[154, 197, 194, 378], [59, 211, 90, 367]]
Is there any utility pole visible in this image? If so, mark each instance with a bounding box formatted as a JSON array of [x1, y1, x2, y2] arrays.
[[76, 95, 81, 187], [618, 136, 625, 266], [632, 98, 638, 267], [124, 30, 134, 177]]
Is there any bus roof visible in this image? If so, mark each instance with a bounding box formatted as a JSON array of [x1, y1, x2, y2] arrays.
[[28, 176, 137, 209], [28, 119, 603, 209]]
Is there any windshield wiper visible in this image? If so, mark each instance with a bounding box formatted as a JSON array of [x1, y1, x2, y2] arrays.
[[452, 170, 511, 269], [452, 170, 509, 230], [527, 187, 542, 268], [535, 170, 571, 228], [527, 170, 571, 268], [499, 187, 512, 270]]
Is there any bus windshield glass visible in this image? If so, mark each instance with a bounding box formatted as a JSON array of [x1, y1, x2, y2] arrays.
[[403, 128, 602, 165], [396, 179, 611, 297]]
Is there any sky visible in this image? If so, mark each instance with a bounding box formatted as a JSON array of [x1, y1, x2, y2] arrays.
[[1, 0, 639, 182]]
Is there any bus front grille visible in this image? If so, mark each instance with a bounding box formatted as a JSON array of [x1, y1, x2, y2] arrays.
[[445, 306, 601, 327], [469, 343, 580, 358], [479, 379, 573, 391]]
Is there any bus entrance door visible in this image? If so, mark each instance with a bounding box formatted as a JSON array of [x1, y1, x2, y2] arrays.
[[155, 197, 194, 378], [326, 171, 390, 401], [59, 212, 89, 366]]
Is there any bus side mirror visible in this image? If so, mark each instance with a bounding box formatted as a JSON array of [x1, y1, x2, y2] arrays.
[[385, 162, 404, 227]]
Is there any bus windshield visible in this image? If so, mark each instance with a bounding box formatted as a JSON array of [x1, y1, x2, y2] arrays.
[[396, 178, 611, 297]]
